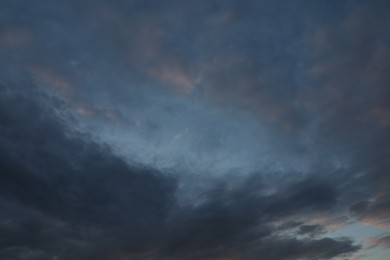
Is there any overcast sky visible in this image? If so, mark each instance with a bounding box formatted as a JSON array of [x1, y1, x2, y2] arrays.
[[1, 0, 390, 259]]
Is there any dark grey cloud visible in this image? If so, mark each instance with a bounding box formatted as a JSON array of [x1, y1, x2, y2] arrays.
[[0, 83, 176, 259], [297, 224, 326, 238], [159, 173, 361, 259], [0, 83, 362, 259], [1, 0, 390, 259]]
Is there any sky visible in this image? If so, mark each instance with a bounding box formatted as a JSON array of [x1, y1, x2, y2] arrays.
[[0, 0, 390, 259]]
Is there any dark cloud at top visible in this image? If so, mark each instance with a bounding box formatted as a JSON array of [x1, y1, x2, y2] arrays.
[[1, 0, 390, 259]]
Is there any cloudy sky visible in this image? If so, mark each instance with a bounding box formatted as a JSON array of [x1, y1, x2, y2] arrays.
[[1, 0, 390, 259]]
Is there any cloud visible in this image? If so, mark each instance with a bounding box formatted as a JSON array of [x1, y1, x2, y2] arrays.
[[367, 234, 390, 249], [350, 196, 390, 227], [0, 82, 363, 259], [0, 28, 32, 50], [0, 1, 389, 259], [158, 173, 361, 259], [0, 83, 176, 259], [297, 224, 326, 238], [29, 65, 74, 93], [148, 61, 196, 94], [302, 2, 390, 137], [249, 237, 359, 260]]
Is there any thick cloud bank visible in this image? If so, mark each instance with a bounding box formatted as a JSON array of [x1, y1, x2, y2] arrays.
[[0, 84, 361, 259], [1, 0, 390, 259]]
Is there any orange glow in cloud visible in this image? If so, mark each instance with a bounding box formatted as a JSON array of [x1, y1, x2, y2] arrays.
[[29, 65, 74, 93], [301, 215, 350, 230], [73, 104, 125, 124], [360, 213, 390, 228], [134, 21, 166, 59], [149, 63, 195, 94], [75, 106, 95, 116], [367, 235, 390, 249], [0, 29, 32, 49], [370, 107, 390, 127]]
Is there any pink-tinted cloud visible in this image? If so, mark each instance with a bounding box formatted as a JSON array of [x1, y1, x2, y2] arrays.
[[0, 28, 32, 50], [29, 65, 74, 93], [367, 234, 390, 249]]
